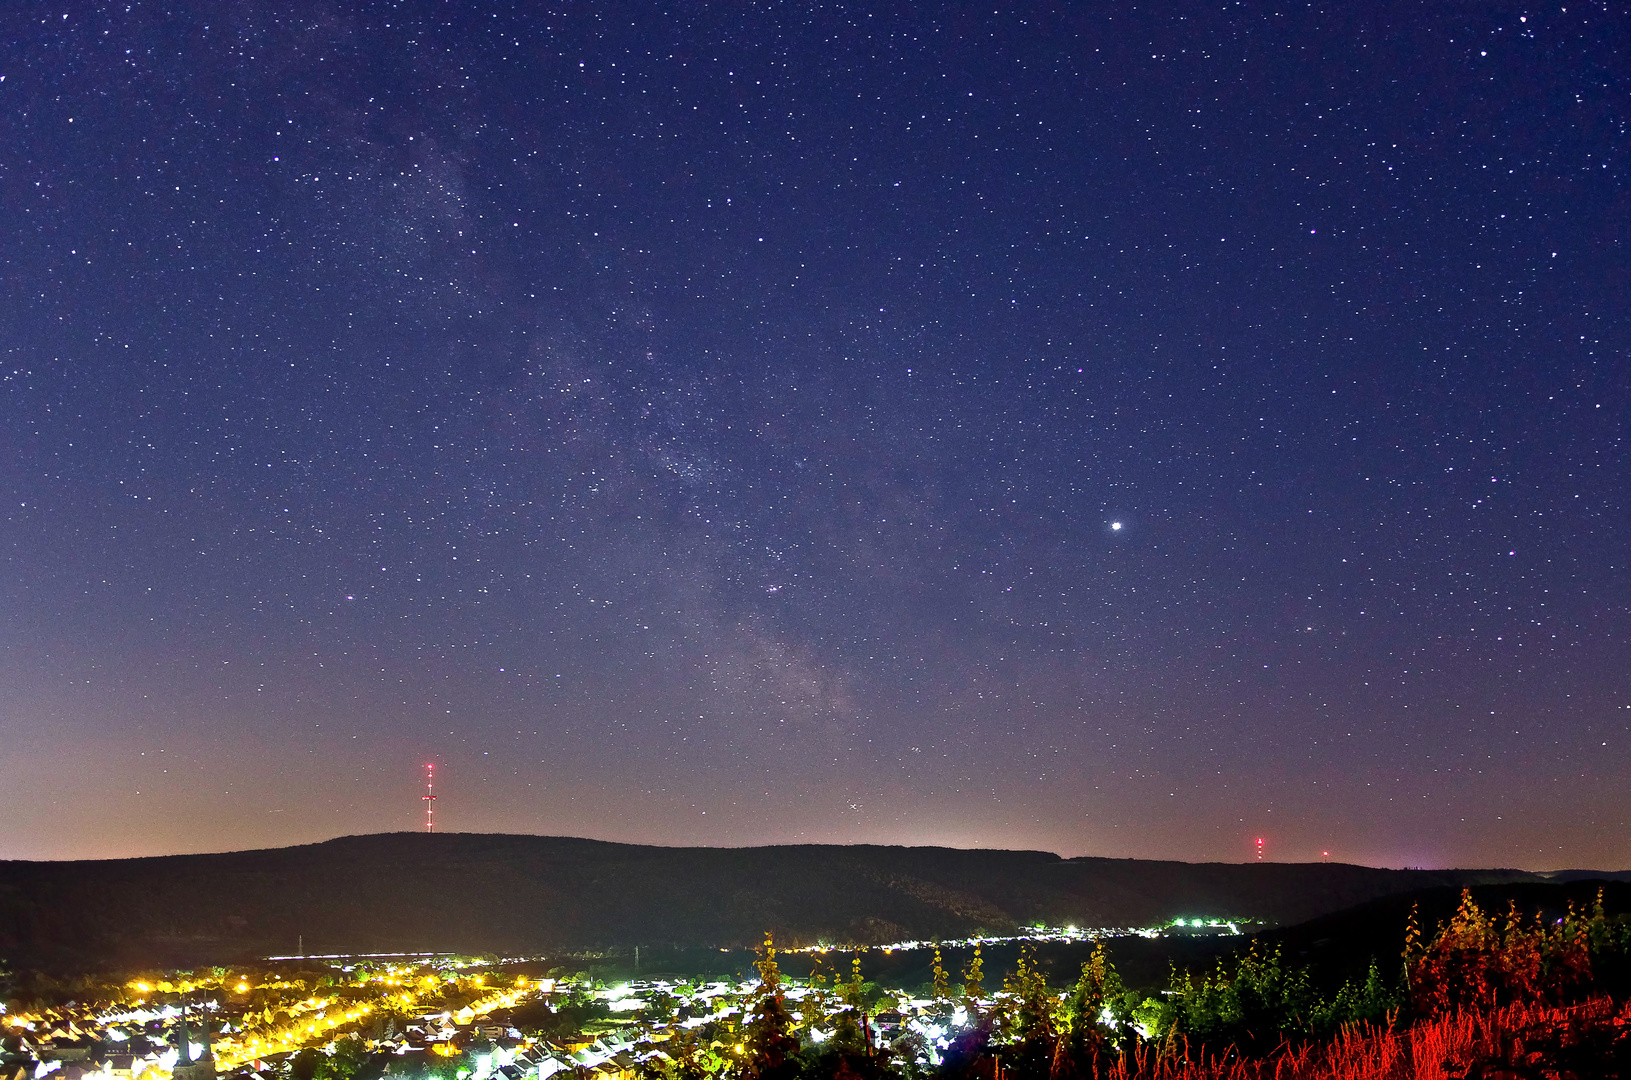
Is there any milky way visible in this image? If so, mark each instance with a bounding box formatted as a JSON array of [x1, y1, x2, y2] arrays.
[[1, 2, 1626, 867]]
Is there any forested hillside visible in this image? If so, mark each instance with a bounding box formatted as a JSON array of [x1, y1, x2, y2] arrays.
[[0, 832, 1541, 973]]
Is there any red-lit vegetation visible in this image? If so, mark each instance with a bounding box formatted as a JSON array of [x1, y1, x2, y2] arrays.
[[695, 890, 1631, 1080], [1035, 889, 1631, 1079], [1088, 997, 1631, 1080]]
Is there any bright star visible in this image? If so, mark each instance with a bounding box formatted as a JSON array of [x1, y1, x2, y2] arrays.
[[1111, 521, 1123, 531]]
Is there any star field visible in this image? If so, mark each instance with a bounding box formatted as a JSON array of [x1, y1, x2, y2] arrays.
[[1, 2, 1627, 867]]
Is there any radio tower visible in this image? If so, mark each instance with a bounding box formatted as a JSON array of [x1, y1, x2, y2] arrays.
[[423, 764, 437, 832], [1255, 837, 1264, 861]]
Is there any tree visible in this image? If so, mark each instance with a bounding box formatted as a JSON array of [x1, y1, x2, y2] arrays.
[[1068, 942, 1121, 1029], [739, 934, 799, 1080], [639, 1026, 727, 1080], [800, 959, 832, 1039], [844, 956, 865, 1009], [962, 946, 984, 1009], [931, 948, 951, 1006], [1410, 890, 1498, 1014], [1138, 943, 1317, 1054], [1000, 946, 1055, 1041], [1311, 959, 1399, 1034], [1051, 941, 1128, 1080], [1540, 899, 1594, 1001], [1405, 890, 1605, 1014], [311, 1036, 369, 1080], [831, 955, 867, 1053]]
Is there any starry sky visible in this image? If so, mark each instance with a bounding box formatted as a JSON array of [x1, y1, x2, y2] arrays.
[[2, 2, 1627, 869]]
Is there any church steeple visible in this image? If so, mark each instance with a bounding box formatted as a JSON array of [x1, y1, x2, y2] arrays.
[[171, 1005, 216, 1080], [195, 1013, 214, 1071], [174, 1014, 191, 1067]]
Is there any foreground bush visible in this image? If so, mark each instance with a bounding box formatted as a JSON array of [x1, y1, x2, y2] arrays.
[[655, 893, 1631, 1080], [1095, 997, 1631, 1080]]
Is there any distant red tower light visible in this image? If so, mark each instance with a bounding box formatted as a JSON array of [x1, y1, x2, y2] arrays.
[[423, 764, 437, 832], [1255, 837, 1264, 861]]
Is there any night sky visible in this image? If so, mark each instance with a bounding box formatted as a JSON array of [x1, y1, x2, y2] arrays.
[[2, 3, 1627, 869]]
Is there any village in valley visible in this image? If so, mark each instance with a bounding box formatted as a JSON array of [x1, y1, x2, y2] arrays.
[[0, 921, 1231, 1080], [5, 885, 1630, 1080], [15, 889, 1620, 1080]]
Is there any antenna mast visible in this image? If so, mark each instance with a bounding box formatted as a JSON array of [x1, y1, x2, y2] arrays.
[[423, 764, 437, 832]]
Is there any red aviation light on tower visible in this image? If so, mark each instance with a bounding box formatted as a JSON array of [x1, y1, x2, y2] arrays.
[[1255, 837, 1264, 861], [423, 764, 437, 832]]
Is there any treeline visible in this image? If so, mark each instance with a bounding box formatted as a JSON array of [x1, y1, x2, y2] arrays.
[[661, 890, 1631, 1080], [1109, 888, 1631, 1056]]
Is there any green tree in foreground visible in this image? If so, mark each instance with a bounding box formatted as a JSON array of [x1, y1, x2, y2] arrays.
[[999, 946, 1055, 1042], [930, 948, 950, 1006], [961, 945, 984, 1010], [740, 934, 799, 1080], [831, 956, 867, 1053]]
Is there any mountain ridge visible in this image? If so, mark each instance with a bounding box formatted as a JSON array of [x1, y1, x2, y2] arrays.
[[0, 831, 1548, 974]]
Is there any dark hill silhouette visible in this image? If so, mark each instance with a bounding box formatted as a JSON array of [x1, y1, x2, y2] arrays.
[[1547, 869, 1631, 883], [0, 832, 1543, 974], [1255, 877, 1631, 991]]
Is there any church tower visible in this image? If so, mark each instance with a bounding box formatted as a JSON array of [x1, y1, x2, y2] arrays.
[[171, 1007, 216, 1080]]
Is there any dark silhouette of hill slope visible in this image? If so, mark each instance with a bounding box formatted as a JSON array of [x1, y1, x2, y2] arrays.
[[1548, 869, 1631, 883], [1257, 878, 1631, 991], [0, 832, 1541, 974]]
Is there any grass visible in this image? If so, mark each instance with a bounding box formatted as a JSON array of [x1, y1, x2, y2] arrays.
[[1087, 997, 1631, 1080]]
